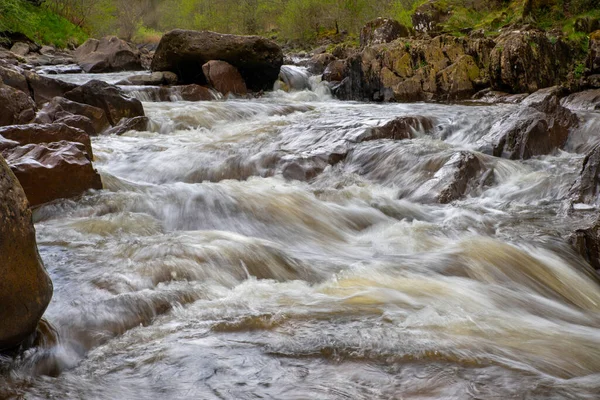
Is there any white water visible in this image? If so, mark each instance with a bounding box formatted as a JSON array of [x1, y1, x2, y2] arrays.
[[1, 71, 600, 400]]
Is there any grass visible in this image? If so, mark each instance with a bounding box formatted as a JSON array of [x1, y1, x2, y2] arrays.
[[0, 0, 87, 48]]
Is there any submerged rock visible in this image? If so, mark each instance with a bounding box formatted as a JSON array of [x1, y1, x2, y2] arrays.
[[3, 141, 102, 207], [64, 80, 145, 126], [0, 155, 53, 351], [151, 30, 283, 91]]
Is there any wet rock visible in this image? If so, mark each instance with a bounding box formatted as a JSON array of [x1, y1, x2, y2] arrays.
[[104, 116, 149, 136], [569, 215, 600, 270], [0, 154, 53, 351], [151, 30, 283, 91], [0, 83, 36, 127], [53, 114, 97, 138], [489, 30, 572, 93], [412, 0, 451, 34], [561, 89, 600, 111], [74, 36, 142, 73], [22, 70, 78, 106], [356, 116, 434, 142], [64, 80, 145, 126], [360, 18, 410, 48], [0, 123, 93, 158], [412, 151, 485, 203], [307, 53, 336, 75], [119, 71, 179, 86], [36, 96, 110, 135], [202, 60, 247, 96], [0, 136, 19, 152], [569, 144, 600, 204], [3, 141, 102, 206], [322, 60, 348, 82], [10, 42, 30, 57], [484, 87, 577, 159], [471, 88, 528, 104], [170, 84, 216, 101]]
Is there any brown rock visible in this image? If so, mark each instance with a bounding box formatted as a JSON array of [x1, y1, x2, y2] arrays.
[[22, 70, 78, 106], [37, 96, 110, 134], [589, 30, 600, 74], [322, 60, 348, 82], [0, 123, 94, 159], [0, 83, 36, 127], [570, 215, 600, 270], [0, 154, 53, 350], [54, 114, 97, 138], [104, 116, 149, 135], [0, 64, 29, 93], [307, 53, 336, 75], [358, 116, 434, 141], [202, 60, 248, 96], [74, 36, 142, 73], [64, 80, 145, 126], [10, 42, 30, 57], [436, 55, 480, 100], [360, 18, 410, 48], [3, 141, 103, 206], [151, 30, 283, 91], [569, 144, 600, 204], [171, 84, 216, 101]]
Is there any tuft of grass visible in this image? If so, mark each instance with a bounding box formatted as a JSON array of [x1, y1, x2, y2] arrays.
[[132, 25, 162, 44]]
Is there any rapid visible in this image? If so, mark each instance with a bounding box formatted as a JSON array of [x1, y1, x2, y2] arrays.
[[1, 66, 600, 399]]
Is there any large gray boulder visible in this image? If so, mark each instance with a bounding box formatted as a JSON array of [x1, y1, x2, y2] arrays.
[[74, 36, 142, 73], [151, 30, 283, 91], [0, 155, 53, 350]]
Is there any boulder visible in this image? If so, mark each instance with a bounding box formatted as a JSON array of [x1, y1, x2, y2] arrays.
[[588, 30, 600, 75], [483, 87, 577, 159], [0, 83, 36, 127], [0, 64, 29, 93], [412, 0, 451, 34], [0, 154, 53, 351], [561, 89, 600, 111], [3, 141, 103, 207], [151, 30, 283, 91], [37, 96, 110, 135], [489, 30, 572, 93], [104, 116, 149, 136], [171, 84, 216, 101], [64, 80, 145, 126], [202, 60, 247, 96], [74, 36, 142, 73], [54, 114, 97, 138], [569, 215, 600, 270], [569, 144, 600, 204], [436, 55, 480, 100], [307, 53, 336, 75], [356, 116, 434, 141], [0, 123, 93, 158], [360, 18, 410, 48], [39, 45, 56, 56], [322, 60, 348, 82], [119, 71, 179, 86], [10, 42, 30, 57], [22, 70, 78, 106]]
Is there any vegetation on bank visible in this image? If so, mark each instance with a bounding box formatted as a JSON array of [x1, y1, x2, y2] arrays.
[[0, 0, 87, 47], [0, 0, 599, 49]]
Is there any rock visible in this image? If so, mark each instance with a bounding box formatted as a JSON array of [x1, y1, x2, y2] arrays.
[[307, 53, 336, 75], [575, 17, 600, 34], [0, 136, 19, 152], [471, 88, 528, 104], [412, 0, 451, 34], [360, 18, 410, 48], [0, 155, 53, 351], [569, 215, 600, 270], [0, 83, 36, 127], [120, 71, 179, 86], [74, 36, 142, 73], [3, 141, 102, 207], [323, 60, 348, 82], [53, 114, 97, 139], [10, 42, 30, 57], [37, 96, 110, 135], [0, 123, 94, 159], [39, 45, 56, 56], [104, 116, 149, 135], [171, 84, 216, 101], [202, 60, 247, 96], [64, 80, 145, 126], [22, 70, 78, 106], [483, 87, 577, 159], [588, 30, 600, 75], [569, 144, 600, 204], [411, 151, 485, 203], [561, 89, 600, 111], [436, 55, 480, 100], [0, 64, 29, 93], [489, 30, 572, 93], [356, 116, 434, 141], [151, 30, 283, 91]]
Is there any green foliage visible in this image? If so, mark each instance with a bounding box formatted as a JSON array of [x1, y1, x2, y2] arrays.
[[0, 0, 87, 47], [574, 61, 586, 79]]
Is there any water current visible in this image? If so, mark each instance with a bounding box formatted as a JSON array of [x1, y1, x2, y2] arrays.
[[1, 66, 600, 399]]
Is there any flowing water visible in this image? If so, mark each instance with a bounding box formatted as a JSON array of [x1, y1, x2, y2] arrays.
[[1, 67, 600, 399]]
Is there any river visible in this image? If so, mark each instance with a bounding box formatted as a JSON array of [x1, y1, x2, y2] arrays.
[[1, 67, 599, 399]]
